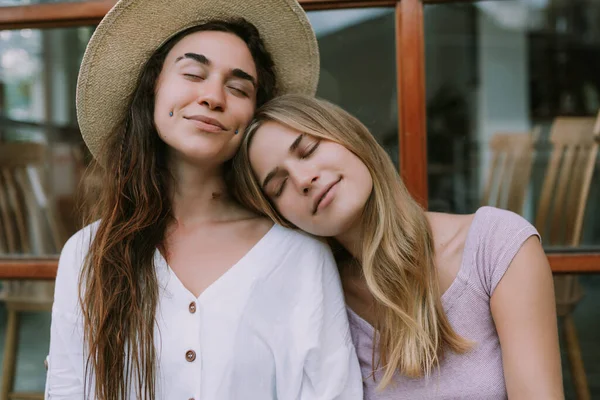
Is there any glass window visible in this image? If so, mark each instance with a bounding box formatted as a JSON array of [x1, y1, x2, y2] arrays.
[[308, 8, 399, 167], [0, 303, 50, 393], [424, 1, 600, 250], [424, 2, 600, 398], [0, 10, 399, 259], [0, 26, 92, 393], [1, 27, 94, 257], [0, 8, 399, 392]]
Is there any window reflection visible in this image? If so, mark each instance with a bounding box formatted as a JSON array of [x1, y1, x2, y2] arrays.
[[424, 1, 600, 248], [424, 3, 600, 398], [309, 8, 399, 167], [0, 27, 93, 256], [0, 10, 400, 257], [0, 9, 400, 394]]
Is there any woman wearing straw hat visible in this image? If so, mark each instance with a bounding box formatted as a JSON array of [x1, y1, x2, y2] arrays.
[[45, 0, 362, 399]]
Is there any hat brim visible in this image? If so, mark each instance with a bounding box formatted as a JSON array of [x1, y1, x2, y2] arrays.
[[76, 0, 319, 160]]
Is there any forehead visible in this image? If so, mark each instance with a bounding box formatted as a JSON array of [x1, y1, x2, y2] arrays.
[[166, 30, 257, 76], [249, 121, 301, 176]]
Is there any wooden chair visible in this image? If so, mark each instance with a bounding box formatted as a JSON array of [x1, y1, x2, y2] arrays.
[[0, 142, 62, 400], [534, 115, 599, 400], [481, 128, 539, 211]]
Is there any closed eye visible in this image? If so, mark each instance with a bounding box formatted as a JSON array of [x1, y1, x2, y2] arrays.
[[228, 86, 249, 97], [274, 177, 288, 198], [300, 140, 320, 159], [184, 73, 204, 80]]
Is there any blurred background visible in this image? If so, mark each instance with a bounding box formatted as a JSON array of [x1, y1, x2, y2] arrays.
[[0, 0, 599, 399]]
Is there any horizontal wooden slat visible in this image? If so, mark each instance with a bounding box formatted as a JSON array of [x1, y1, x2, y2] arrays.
[[1, 253, 599, 280], [0, 258, 59, 280], [7, 393, 44, 400], [422, 0, 479, 3], [547, 253, 600, 274], [300, 0, 397, 10], [0, 0, 397, 30], [0, 1, 115, 30]]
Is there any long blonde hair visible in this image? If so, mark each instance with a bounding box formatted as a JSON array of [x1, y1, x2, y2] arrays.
[[231, 94, 470, 388]]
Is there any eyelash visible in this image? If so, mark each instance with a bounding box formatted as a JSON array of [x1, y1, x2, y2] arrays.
[[301, 140, 320, 159], [229, 86, 248, 97], [184, 74, 248, 97], [184, 73, 204, 80], [274, 178, 287, 198]]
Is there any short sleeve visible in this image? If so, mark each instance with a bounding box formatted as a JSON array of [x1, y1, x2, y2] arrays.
[[475, 207, 540, 297]]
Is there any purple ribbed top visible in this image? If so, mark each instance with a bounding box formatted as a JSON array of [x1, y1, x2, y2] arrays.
[[347, 206, 540, 399]]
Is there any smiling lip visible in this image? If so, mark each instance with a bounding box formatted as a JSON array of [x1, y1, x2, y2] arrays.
[[184, 115, 226, 132], [313, 177, 342, 214]]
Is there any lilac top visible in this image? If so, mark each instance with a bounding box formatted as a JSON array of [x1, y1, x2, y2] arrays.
[[347, 206, 540, 399]]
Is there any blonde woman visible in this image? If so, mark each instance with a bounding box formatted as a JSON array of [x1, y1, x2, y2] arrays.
[[232, 94, 564, 399]]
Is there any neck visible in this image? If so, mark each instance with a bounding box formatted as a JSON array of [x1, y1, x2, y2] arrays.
[[168, 154, 235, 225], [334, 218, 364, 260], [336, 222, 375, 324]]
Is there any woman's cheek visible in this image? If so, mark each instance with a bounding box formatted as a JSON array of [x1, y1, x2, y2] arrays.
[[283, 201, 304, 226]]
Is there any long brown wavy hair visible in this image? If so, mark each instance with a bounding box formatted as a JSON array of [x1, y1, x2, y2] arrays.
[[231, 94, 471, 389], [79, 20, 277, 400]]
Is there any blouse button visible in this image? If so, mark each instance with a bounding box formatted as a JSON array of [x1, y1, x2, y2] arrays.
[[189, 301, 197, 314], [185, 350, 196, 362]]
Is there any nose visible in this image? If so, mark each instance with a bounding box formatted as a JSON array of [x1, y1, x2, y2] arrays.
[[291, 165, 319, 195], [197, 77, 225, 111]]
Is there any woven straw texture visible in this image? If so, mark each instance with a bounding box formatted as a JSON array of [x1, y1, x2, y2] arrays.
[[76, 0, 319, 160]]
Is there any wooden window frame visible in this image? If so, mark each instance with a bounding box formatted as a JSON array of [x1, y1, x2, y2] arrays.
[[1, 0, 599, 279], [0, 0, 398, 29]]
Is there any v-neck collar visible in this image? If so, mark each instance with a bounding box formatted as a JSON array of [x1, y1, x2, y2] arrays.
[[154, 224, 279, 303]]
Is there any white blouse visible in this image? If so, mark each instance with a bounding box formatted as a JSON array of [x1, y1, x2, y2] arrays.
[[45, 223, 362, 399]]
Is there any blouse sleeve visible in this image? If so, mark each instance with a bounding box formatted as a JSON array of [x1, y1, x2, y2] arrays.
[[45, 227, 92, 399], [293, 241, 363, 399]]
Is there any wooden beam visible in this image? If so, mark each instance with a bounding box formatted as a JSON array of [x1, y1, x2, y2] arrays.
[[396, 0, 428, 206], [422, 0, 479, 3], [547, 253, 600, 274], [0, 258, 59, 280], [1, 253, 599, 281], [0, 1, 115, 30], [300, 0, 396, 10], [0, 0, 396, 30]]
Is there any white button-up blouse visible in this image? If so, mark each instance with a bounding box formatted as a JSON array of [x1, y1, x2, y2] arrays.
[[45, 223, 362, 399]]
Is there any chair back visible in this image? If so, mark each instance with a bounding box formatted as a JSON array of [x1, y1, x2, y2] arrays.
[[481, 128, 539, 212], [534, 115, 599, 314]]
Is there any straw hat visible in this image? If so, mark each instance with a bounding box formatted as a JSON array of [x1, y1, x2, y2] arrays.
[[76, 0, 319, 160]]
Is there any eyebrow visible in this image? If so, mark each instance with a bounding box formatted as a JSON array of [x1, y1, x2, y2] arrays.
[[232, 68, 256, 88], [176, 52, 257, 88], [261, 134, 305, 189], [176, 52, 209, 65]]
